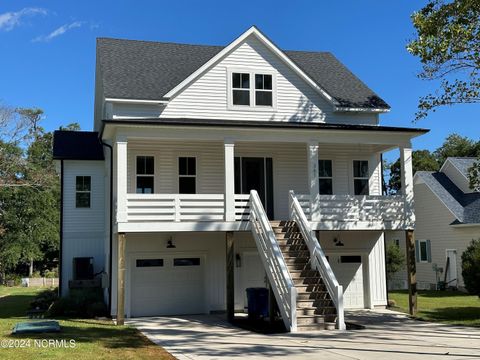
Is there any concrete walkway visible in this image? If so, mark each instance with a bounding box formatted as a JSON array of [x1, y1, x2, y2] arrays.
[[128, 310, 480, 360]]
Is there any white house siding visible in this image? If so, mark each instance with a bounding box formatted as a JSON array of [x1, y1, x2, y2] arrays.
[[387, 183, 479, 290], [441, 160, 472, 194], [318, 230, 387, 308], [109, 35, 378, 126], [110, 231, 226, 317], [127, 140, 225, 194], [62, 160, 106, 296]]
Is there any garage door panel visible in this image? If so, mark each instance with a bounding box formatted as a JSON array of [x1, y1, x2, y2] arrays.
[[131, 254, 205, 317], [329, 255, 365, 309]]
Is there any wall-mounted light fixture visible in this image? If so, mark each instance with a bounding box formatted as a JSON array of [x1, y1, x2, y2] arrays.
[[235, 253, 241, 267], [166, 236, 176, 249], [333, 237, 344, 247]]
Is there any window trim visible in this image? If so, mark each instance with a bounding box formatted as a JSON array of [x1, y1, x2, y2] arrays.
[[178, 156, 197, 194], [135, 155, 155, 194], [418, 239, 429, 263], [318, 159, 334, 195], [227, 68, 277, 111], [352, 159, 370, 195], [75, 175, 91, 208]]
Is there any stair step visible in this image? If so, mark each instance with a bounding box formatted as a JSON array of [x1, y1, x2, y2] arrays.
[[296, 315, 326, 325], [270, 220, 296, 227], [278, 244, 309, 251], [281, 251, 312, 258], [297, 291, 331, 300], [274, 232, 303, 239], [297, 299, 336, 310], [284, 258, 309, 265], [297, 323, 335, 332], [295, 284, 327, 292], [276, 239, 306, 246]]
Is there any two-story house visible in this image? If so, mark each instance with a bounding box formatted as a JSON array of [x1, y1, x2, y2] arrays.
[[53, 26, 427, 332]]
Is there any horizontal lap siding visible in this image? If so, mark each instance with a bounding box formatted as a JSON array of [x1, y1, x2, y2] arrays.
[[127, 141, 224, 194], [155, 35, 377, 125], [62, 160, 106, 296]]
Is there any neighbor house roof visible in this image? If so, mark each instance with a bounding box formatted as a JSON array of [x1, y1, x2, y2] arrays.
[[415, 170, 480, 225], [53, 131, 104, 160], [444, 157, 478, 178], [96, 37, 390, 110]]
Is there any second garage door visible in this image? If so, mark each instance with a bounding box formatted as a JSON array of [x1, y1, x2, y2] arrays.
[[131, 254, 205, 317]]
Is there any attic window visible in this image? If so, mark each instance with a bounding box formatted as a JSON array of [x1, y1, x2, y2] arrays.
[[229, 71, 275, 110], [232, 73, 250, 106], [255, 74, 273, 106]]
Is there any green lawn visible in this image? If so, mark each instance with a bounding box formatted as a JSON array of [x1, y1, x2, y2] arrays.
[[389, 290, 480, 327], [0, 286, 174, 359]]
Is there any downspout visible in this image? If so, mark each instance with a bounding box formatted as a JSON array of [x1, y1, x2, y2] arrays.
[[59, 160, 64, 297], [380, 153, 390, 305], [101, 141, 113, 316]]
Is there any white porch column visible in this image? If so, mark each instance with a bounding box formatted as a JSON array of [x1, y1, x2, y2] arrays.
[[115, 136, 128, 224], [224, 139, 235, 221], [400, 144, 415, 228], [307, 141, 320, 221]]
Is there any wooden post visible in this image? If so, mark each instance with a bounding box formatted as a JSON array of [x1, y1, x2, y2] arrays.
[[226, 231, 235, 322], [405, 230, 417, 316], [117, 233, 126, 325]]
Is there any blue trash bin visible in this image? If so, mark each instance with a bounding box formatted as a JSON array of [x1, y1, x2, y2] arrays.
[[246, 287, 269, 319]]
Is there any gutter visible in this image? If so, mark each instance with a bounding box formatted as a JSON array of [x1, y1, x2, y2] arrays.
[[101, 141, 114, 316]]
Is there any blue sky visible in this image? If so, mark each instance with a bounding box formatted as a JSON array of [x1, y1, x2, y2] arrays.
[[0, 0, 478, 158]]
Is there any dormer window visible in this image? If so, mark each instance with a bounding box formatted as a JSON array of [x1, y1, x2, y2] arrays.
[[255, 74, 273, 106], [232, 73, 250, 106], [229, 70, 275, 110]]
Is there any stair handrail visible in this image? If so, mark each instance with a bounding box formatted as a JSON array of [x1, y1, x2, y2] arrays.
[[289, 190, 346, 330], [249, 190, 297, 332]]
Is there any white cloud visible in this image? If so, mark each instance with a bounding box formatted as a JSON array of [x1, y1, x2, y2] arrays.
[[32, 21, 83, 42], [0, 7, 47, 31]]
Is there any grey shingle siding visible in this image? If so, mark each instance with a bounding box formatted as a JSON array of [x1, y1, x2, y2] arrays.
[[97, 38, 390, 110]]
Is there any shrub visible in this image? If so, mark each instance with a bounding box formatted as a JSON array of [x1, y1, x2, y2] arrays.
[[47, 288, 106, 318], [43, 268, 58, 278], [386, 242, 406, 281], [461, 239, 480, 296], [5, 273, 21, 286], [30, 288, 58, 310]]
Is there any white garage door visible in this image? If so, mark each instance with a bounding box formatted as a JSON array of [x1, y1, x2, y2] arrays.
[[131, 254, 205, 317], [330, 255, 364, 309]]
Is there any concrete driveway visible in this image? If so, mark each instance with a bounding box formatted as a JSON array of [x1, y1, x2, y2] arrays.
[[127, 310, 480, 360]]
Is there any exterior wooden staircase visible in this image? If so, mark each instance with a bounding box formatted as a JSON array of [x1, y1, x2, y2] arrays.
[[271, 220, 337, 331]]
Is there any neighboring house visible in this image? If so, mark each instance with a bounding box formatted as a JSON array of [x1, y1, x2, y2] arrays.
[[52, 26, 427, 331], [387, 157, 480, 291]]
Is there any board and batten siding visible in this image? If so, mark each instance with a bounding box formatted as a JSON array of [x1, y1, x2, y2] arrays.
[[319, 230, 387, 308], [110, 35, 378, 125], [110, 231, 226, 316], [62, 160, 106, 296], [387, 183, 479, 289]]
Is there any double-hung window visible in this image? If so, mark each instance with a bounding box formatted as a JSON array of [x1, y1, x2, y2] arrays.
[[231, 72, 274, 108], [255, 74, 273, 106], [318, 160, 333, 195], [353, 160, 369, 195], [76, 176, 91, 208], [232, 73, 250, 106], [179, 157, 196, 194], [418, 239, 431, 263], [136, 156, 154, 194]]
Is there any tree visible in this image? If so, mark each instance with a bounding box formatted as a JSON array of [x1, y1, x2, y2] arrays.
[[407, 0, 480, 120], [434, 133, 480, 165], [461, 239, 480, 296], [386, 242, 406, 281], [387, 150, 440, 193]]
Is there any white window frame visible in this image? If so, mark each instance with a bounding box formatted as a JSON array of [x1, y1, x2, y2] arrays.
[[136, 155, 155, 194], [419, 239, 429, 263], [227, 68, 277, 111], [318, 159, 334, 195], [75, 175, 91, 208], [178, 156, 197, 194], [352, 159, 370, 195]]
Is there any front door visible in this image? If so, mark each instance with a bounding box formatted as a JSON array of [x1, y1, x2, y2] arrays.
[[446, 249, 457, 287], [235, 157, 274, 218]]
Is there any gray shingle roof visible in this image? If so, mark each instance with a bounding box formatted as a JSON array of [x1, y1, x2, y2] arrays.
[[416, 171, 480, 224], [96, 38, 390, 110], [447, 157, 478, 177]]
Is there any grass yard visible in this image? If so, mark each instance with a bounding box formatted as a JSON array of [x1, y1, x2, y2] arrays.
[[0, 286, 175, 359], [389, 290, 480, 327]]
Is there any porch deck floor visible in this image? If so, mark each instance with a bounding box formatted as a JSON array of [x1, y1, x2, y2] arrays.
[[127, 309, 480, 360]]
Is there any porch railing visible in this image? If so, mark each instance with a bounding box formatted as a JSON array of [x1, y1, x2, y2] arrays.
[[249, 190, 297, 332], [302, 194, 406, 222], [289, 190, 346, 330]]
